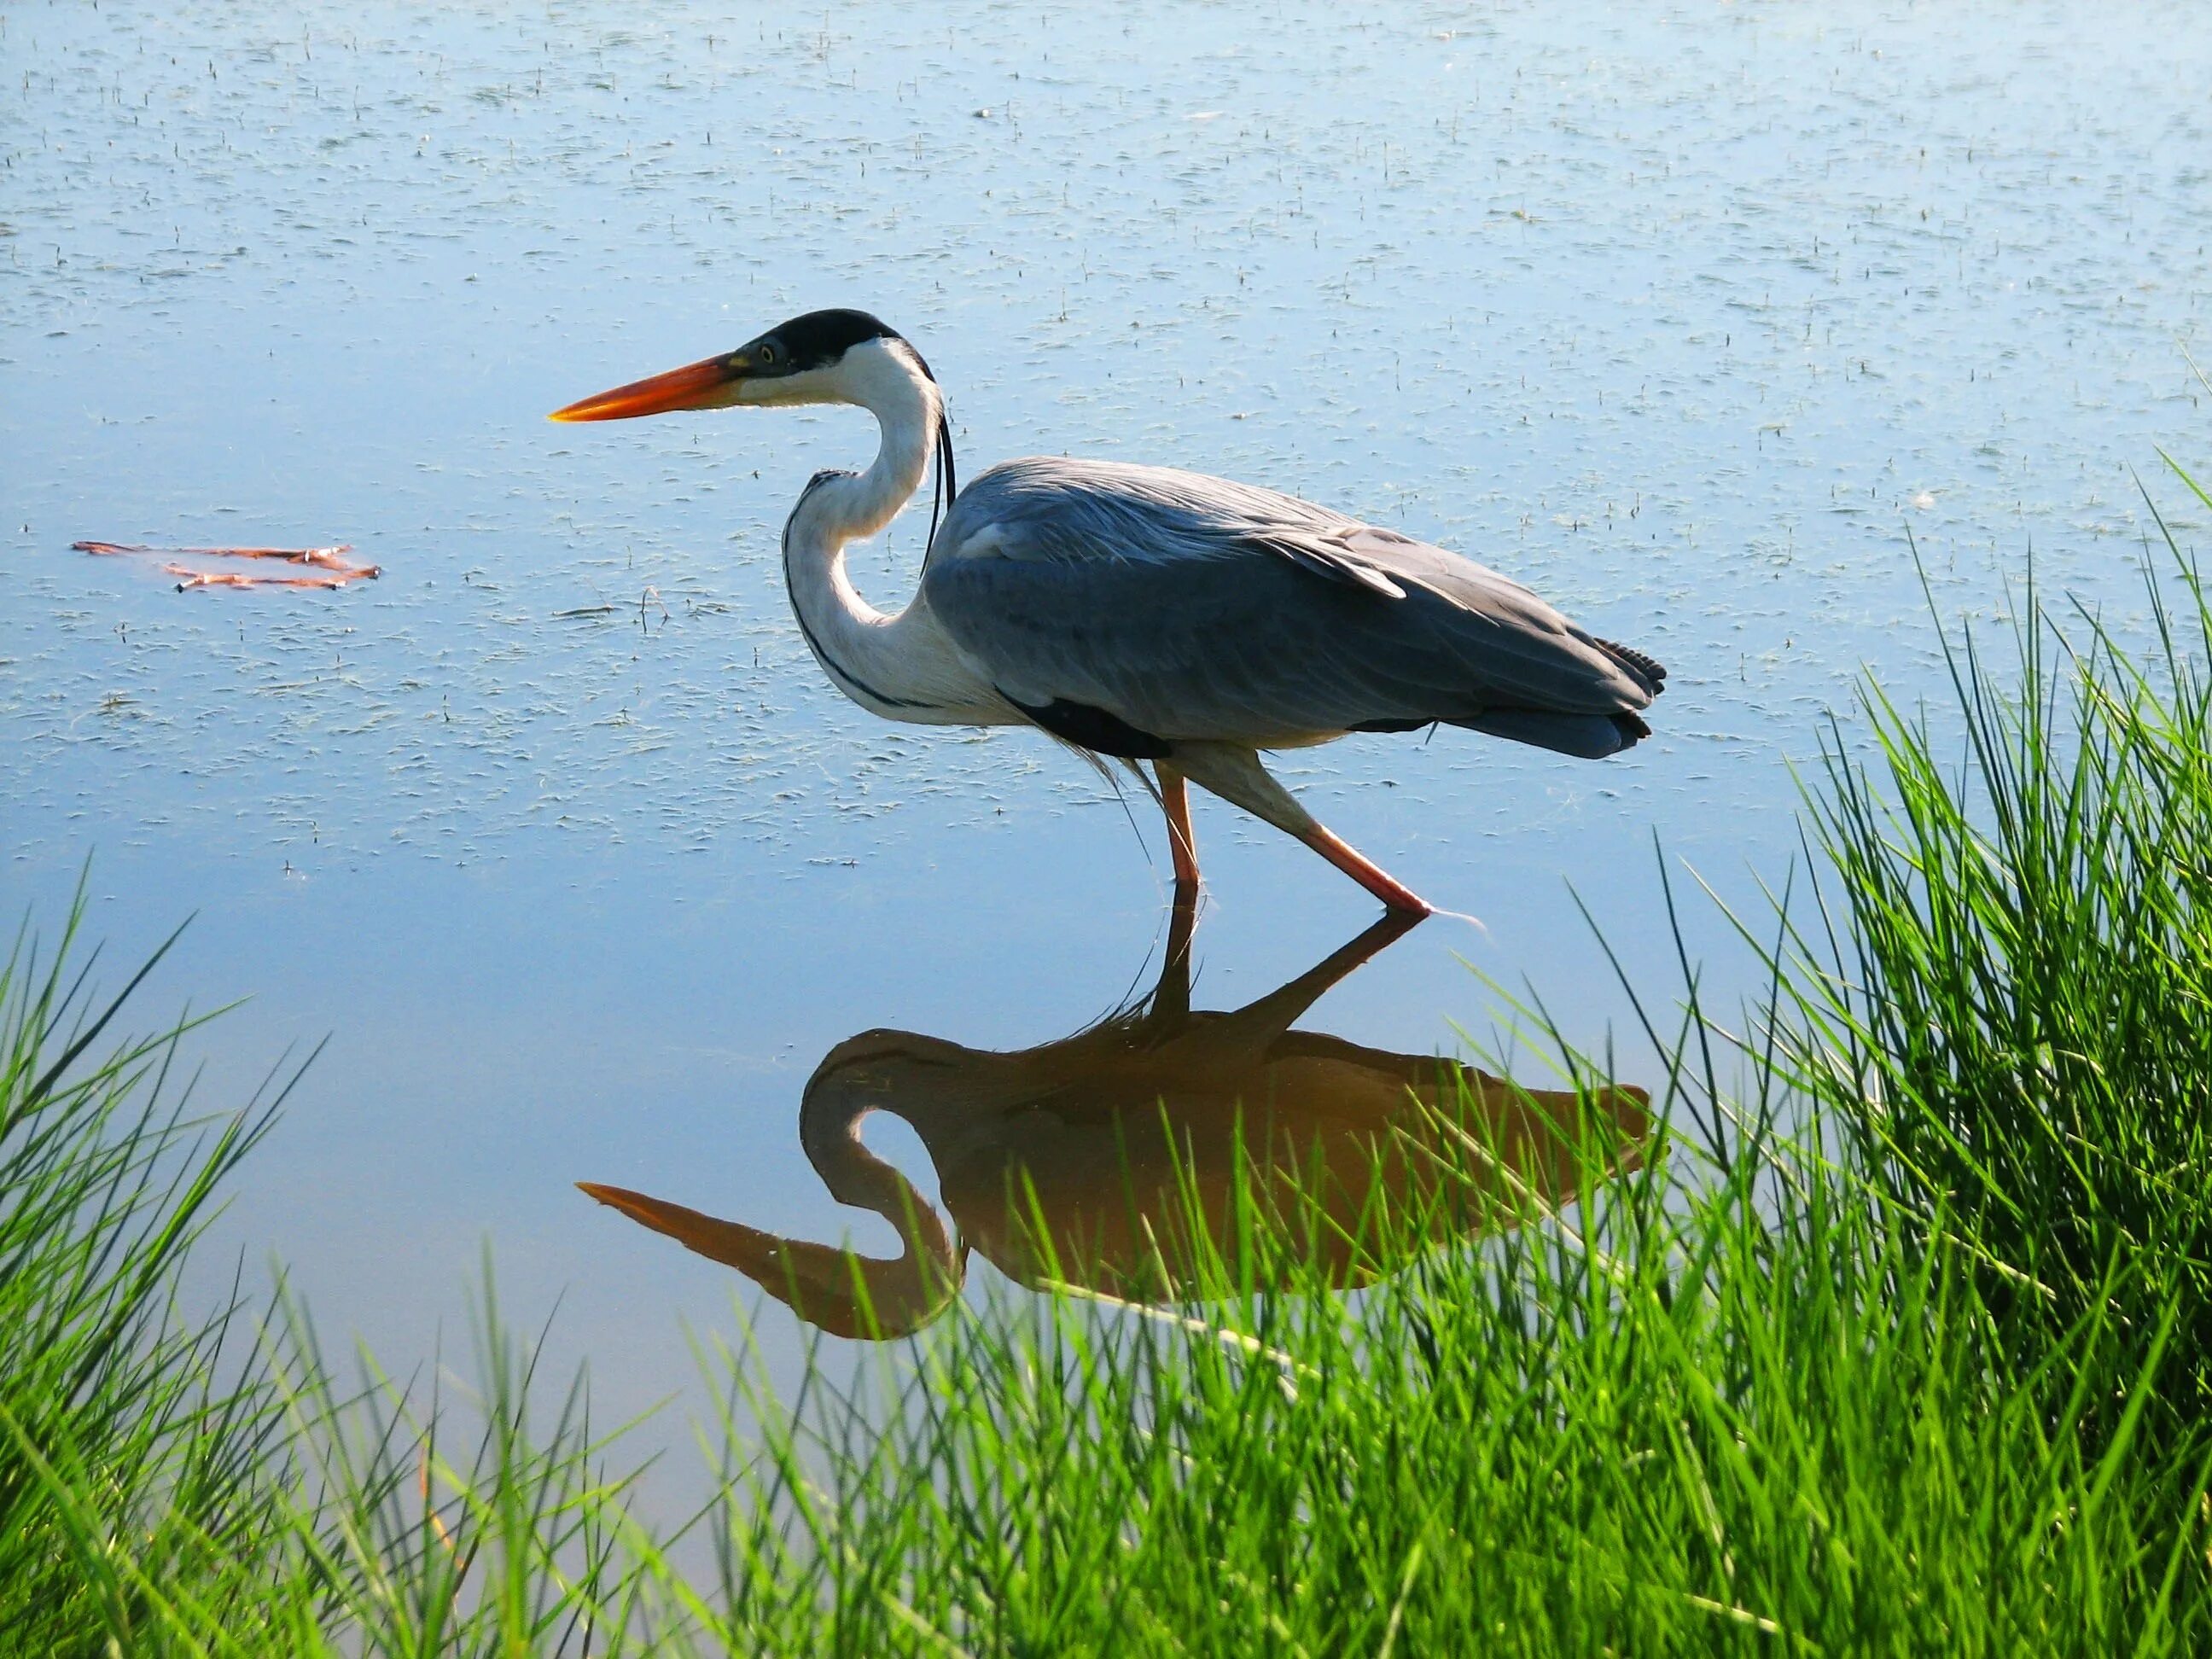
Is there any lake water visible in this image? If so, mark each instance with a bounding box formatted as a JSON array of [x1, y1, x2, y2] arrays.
[[5, 1, 2209, 1445]]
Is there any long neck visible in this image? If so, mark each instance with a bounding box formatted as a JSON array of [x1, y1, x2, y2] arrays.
[[782, 345, 975, 719], [800, 343, 940, 548]]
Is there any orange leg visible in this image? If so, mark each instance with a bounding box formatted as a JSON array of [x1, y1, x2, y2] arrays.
[[1296, 823, 1433, 917], [1157, 763, 1202, 892], [1161, 743, 1435, 917]]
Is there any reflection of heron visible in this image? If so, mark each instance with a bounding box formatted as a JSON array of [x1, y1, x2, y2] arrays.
[[579, 905, 1651, 1340], [552, 309, 1666, 914]]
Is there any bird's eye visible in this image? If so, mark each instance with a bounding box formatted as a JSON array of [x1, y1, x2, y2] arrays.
[[757, 342, 779, 367]]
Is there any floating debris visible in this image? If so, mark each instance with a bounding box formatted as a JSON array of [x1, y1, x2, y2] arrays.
[[73, 540, 381, 591]]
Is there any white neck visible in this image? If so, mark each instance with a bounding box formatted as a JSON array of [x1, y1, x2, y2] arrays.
[[778, 339, 994, 723]]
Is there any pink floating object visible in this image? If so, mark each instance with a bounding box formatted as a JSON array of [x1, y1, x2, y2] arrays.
[[73, 540, 381, 590]]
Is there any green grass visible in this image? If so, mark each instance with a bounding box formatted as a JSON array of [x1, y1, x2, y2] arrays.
[[1773, 503, 2212, 1446], [9, 474, 2212, 1652], [0, 903, 296, 1650]]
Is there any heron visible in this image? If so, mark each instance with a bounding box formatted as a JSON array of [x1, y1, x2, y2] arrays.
[[551, 309, 1666, 914]]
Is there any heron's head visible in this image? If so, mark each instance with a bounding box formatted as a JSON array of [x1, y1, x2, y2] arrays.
[[549, 308, 936, 422]]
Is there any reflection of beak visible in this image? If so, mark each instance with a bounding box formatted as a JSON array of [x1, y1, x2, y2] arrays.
[[577, 1179, 963, 1341], [548, 351, 746, 422]]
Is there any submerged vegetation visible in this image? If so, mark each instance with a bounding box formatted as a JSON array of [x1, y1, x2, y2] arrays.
[[11, 492, 2212, 1652]]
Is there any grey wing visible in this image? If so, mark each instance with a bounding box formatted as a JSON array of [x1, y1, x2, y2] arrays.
[[920, 457, 1664, 759]]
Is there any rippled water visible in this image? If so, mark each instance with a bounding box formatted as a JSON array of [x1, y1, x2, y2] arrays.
[[5, 1, 2210, 1433]]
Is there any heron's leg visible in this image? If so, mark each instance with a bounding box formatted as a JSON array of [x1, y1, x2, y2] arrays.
[[1293, 824, 1433, 916], [1168, 742, 1434, 917], [1155, 760, 1202, 891]]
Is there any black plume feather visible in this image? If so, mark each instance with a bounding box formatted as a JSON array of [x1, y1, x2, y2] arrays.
[[926, 410, 958, 554]]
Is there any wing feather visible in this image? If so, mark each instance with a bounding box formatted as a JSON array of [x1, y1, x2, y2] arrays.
[[921, 457, 1661, 748]]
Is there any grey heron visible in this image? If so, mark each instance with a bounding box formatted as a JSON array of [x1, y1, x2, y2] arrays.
[[551, 309, 1666, 914]]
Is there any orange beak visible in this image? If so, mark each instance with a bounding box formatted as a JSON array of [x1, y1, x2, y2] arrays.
[[548, 351, 747, 422]]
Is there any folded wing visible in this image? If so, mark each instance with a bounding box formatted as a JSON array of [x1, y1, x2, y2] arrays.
[[921, 457, 1662, 758]]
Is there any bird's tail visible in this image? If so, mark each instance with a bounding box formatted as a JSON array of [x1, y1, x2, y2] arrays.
[[1595, 638, 1668, 698]]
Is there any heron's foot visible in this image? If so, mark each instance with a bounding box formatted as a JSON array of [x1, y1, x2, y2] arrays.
[[1297, 824, 1434, 917], [1170, 841, 1202, 889], [1380, 888, 1435, 920]]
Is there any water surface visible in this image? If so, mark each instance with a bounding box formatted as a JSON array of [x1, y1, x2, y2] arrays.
[[4, 0, 2209, 1441]]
